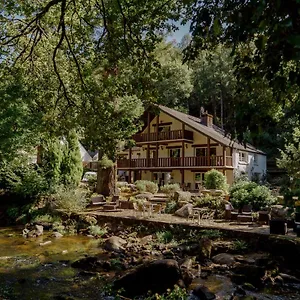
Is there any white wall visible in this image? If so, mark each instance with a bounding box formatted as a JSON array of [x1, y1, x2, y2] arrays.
[[233, 149, 267, 181]]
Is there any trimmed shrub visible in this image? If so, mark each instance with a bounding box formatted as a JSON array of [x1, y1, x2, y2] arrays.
[[204, 169, 228, 191], [194, 194, 224, 210], [160, 183, 181, 196], [229, 180, 276, 211], [135, 180, 158, 194]]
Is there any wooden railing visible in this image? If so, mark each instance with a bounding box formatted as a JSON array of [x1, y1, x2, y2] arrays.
[[133, 129, 194, 143], [117, 155, 233, 168]]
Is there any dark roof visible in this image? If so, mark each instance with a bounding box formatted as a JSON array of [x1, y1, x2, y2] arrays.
[[159, 105, 265, 155]]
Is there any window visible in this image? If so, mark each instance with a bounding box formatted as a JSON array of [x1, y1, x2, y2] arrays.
[[195, 147, 206, 157], [253, 153, 258, 164], [158, 125, 171, 132], [195, 147, 216, 157], [239, 151, 248, 163], [170, 148, 181, 158], [195, 172, 205, 183]]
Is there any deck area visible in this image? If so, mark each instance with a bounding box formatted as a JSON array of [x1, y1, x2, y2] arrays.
[[82, 208, 299, 240]]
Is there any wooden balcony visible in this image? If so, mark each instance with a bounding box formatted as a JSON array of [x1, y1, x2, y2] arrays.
[[117, 156, 233, 169], [133, 129, 193, 143]]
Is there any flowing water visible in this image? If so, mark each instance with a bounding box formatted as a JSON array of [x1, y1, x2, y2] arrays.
[[0, 227, 108, 299], [1, 227, 300, 300]]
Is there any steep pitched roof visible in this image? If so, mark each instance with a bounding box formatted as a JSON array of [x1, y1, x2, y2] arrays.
[[159, 105, 265, 155]]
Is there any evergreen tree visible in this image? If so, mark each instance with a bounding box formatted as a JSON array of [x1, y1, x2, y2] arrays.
[[41, 137, 63, 187], [60, 131, 83, 186]]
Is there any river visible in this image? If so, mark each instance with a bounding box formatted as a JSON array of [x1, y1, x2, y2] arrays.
[[1, 226, 300, 300]]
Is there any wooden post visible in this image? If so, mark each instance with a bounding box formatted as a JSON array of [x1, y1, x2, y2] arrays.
[[129, 170, 132, 183], [147, 112, 151, 167], [129, 147, 132, 183], [182, 123, 185, 167], [207, 137, 211, 166], [181, 170, 185, 186], [223, 146, 226, 166], [156, 115, 159, 167]]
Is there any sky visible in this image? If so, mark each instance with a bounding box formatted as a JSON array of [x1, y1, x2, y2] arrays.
[[167, 21, 191, 43]]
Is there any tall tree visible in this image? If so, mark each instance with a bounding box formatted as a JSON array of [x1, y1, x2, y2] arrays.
[[154, 41, 193, 110], [60, 130, 83, 186], [184, 0, 300, 141]]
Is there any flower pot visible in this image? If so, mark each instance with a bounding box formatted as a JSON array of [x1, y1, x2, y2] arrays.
[[269, 219, 287, 235]]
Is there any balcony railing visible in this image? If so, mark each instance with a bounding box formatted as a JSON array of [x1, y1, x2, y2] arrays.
[[133, 129, 193, 143], [117, 156, 233, 168]]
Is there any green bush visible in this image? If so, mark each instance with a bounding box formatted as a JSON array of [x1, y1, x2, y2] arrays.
[[194, 194, 224, 210], [230, 180, 276, 210], [156, 230, 173, 243], [51, 187, 89, 213], [88, 225, 107, 237], [164, 201, 179, 214], [0, 157, 49, 200], [160, 183, 181, 196], [204, 169, 228, 191], [31, 214, 61, 224], [135, 180, 158, 194]]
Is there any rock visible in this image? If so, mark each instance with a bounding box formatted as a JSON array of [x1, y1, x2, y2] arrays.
[[279, 273, 300, 283], [113, 259, 184, 298], [52, 232, 63, 238], [179, 257, 194, 270], [174, 191, 192, 202], [270, 205, 289, 220], [199, 238, 213, 259], [139, 235, 153, 245], [233, 264, 265, 286], [128, 184, 137, 192], [39, 241, 52, 246], [234, 286, 246, 296], [103, 236, 127, 252], [22, 228, 29, 237], [212, 253, 235, 266], [135, 193, 153, 201], [174, 203, 193, 218], [71, 256, 113, 271], [242, 283, 256, 291], [193, 285, 216, 300], [35, 225, 43, 236]]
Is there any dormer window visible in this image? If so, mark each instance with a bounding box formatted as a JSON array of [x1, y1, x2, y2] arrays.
[[239, 151, 248, 163]]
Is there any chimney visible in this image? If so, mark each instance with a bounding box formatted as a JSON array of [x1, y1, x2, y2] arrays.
[[201, 113, 213, 127]]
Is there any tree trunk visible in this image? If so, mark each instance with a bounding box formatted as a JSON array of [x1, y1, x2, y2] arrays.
[[96, 162, 117, 196]]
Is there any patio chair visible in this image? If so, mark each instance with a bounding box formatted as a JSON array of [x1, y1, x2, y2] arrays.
[[152, 204, 163, 216], [88, 195, 106, 207], [224, 203, 238, 220], [241, 205, 252, 215], [133, 202, 146, 217]]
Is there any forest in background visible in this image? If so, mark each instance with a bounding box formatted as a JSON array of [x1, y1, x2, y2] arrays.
[[0, 0, 300, 199]]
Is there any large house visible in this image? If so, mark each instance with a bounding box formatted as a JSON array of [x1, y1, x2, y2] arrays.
[[117, 105, 266, 188]]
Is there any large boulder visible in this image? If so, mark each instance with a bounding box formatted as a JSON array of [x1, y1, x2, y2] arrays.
[[174, 191, 192, 202], [193, 285, 216, 300], [212, 253, 235, 266], [103, 236, 127, 252], [113, 259, 184, 298], [174, 203, 193, 218], [233, 264, 265, 286]]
